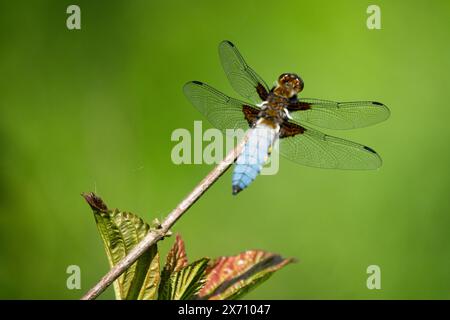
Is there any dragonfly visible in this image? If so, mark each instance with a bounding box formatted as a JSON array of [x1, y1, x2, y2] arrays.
[[183, 40, 390, 195]]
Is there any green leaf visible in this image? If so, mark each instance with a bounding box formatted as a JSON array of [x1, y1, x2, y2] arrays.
[[197, 250, 294, 300], [159, 258, 209, 300], [83, 192, 160, 300]]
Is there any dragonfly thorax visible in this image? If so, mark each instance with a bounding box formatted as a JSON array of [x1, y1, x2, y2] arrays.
[[259, 93, 291, 125]]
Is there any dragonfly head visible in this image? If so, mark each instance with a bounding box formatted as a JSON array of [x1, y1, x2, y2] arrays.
[[275, 73, 304, 98]]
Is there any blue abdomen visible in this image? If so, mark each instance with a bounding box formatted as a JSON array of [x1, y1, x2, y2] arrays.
[[232, 124, 276, 194]]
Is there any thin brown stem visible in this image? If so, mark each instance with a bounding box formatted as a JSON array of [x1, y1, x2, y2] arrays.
[[81, 133, 249, 300]]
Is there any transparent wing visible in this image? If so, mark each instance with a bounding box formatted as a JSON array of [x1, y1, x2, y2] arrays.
[[289, 98, 390, 130], [279, 122, 382, 170], [183, 81, 260, 132], [218, 40, 270, 104]]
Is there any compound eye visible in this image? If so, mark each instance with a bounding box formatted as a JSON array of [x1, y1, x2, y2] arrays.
[[296, 77, 304, 92], [279, 74, 289, 83]]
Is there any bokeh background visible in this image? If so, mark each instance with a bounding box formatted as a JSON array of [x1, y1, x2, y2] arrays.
[[1, 0, 449, 299]]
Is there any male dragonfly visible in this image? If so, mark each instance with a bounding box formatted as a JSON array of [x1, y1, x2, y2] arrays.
[[183, 41, 390, 195]]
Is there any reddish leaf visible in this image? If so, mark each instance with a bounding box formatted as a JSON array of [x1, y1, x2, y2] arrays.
[[159, 234, 189, 297], [165, 234, 189, 273], [198, 250, 294, 300]]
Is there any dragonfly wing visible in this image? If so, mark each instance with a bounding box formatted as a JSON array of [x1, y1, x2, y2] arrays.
[[218, 40, 270, 104], [288, 98, 390, 129], [183, 81, 260, 132], [278, 121, 382, 170]]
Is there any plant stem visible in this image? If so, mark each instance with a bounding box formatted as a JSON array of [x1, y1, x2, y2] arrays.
[[80, 133, 249, 300]]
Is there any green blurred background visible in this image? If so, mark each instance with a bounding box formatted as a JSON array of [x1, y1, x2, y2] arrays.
[[1, 0, 449, 299]]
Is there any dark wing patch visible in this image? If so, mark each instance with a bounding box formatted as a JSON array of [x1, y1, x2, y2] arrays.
[[256, 83, 269, 101], [279, 121, 305, 138], [287, 100, 312, 111], [242, 105, 260, 127]]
